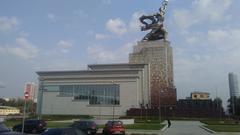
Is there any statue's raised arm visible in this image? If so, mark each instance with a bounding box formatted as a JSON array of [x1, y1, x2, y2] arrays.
[[139, 0, 169, 41]]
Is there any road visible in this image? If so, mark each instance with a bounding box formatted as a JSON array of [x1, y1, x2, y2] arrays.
[[161, 121, 240, 135], [162, 121, 212, 135]]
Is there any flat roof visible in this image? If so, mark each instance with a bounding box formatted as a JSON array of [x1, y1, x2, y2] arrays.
[[88, 63, 148, 70], [36, 69, 143, 76]]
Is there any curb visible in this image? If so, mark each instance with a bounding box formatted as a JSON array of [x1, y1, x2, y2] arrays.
[[200, 125, 216, 134], [160, 124, 168, 132]]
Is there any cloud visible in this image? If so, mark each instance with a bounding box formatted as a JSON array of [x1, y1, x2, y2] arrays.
[[102, 0, 111, 4], [207, 29, 240, 52], [193, 0, 232, 22], [128, 12, 143, 32], [57, 40, 73, 54], [95, 33, 111, 40], [106, 18, 127, 35], [87, 45, 116, 63], [172, 0, 232, 30], [47, 13, 56, 21], [0, 37, 39, 60], [87, 40, 136, 63], [172, 9, 195, 30], [0, 16, 18, 33], [0, 81, 5, 88]]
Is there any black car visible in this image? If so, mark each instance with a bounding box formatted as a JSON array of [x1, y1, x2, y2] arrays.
[[41, 128, 86, 135], [71, 120, 97, 135], [0, 123, 25, 135], [12, 119, 47, 134]]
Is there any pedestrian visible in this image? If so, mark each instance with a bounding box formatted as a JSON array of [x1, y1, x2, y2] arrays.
[[167, 118, 171, 128]]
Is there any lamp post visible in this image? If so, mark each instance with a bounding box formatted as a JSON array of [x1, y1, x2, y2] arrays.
[[112, 81, 116, 120]]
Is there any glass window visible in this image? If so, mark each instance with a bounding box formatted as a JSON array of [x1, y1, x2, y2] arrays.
[[44, 85, 59, 92], [73, 84, 120, 105], [59, 85, 73, 97]]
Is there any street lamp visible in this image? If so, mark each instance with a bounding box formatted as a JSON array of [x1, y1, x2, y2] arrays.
[[112, 81, 116, 120]]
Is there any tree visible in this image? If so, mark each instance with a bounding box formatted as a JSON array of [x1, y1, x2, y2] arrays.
[[0, 98, 7, 106], [213, 97, 223, 109]]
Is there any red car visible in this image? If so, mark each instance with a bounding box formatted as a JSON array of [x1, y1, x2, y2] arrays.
[[102, 121, 125, 135]]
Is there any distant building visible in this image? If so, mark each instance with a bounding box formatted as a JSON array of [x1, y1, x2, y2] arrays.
[[0, 106, 20, 116], [25, 82, 38, 102], [228, 73, 240, 98], [191, 92, 210, 100], [175, 99, 223, 118]]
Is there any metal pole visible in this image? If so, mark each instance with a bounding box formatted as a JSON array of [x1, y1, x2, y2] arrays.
[[112, 81, 115, 120], [22, 99, 26, 133], [159, 91, 161, 122]]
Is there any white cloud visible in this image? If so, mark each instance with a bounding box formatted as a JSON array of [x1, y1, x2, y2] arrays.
[[193, 0, 232, 22], [87, 41, 136, 63], [57, 40, 73, 54], [172, 9, 195, 30], [87, 45, 116, 63], [106, 18, 127, 35], [0, 17, 18, 33], [0, 81, 5, 88], [47, 13, 56, 21], [172, 0, 232, 30], [120, 41, 136, 55], [129, 12, 143, 32], [95, 33, 111, 40], [1, 37, 39, 60], [186, 36, 198, 44], [207, 29, 240, 52]]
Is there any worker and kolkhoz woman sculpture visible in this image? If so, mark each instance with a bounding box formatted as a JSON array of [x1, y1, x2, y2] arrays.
[[139, 0, 168, 41]]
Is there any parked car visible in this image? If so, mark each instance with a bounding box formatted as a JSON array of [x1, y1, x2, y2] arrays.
[[71, 120, 97, 135], [102, 121, 125, 135], [12, 119, 47, 134], [41, 128, 86, 135], [0, 122, 25, 135]]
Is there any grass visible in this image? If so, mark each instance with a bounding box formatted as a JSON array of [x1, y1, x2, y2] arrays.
[[3, 119, 22, 128], [200, 120, 238, 125], [134, 119, 164, 123], [41, 115, 93, 121], [205, 125, 240, 132], [125, 123, 165, 130], [201, 119, 240, 132]]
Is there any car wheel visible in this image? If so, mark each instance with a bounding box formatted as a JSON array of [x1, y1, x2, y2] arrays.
[[102, 130, 106, 135], [32, 129, 37, 134]]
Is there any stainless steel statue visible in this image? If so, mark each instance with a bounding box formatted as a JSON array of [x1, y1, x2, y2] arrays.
[[140, 0, 168, 41]]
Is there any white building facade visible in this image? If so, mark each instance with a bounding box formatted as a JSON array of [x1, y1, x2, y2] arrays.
[[37, 64, 150, 117]]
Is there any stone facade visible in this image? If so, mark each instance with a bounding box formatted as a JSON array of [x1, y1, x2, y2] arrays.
[[129, 40, 176, 107]]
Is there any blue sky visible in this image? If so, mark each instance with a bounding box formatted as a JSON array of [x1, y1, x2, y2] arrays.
[[0, 0, 240, 107]]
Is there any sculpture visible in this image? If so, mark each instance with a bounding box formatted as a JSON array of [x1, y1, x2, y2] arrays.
[[140, 0, 168, 41]]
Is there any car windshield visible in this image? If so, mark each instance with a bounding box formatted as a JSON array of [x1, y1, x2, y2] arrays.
[[0, 123, 10, 133], [25, 120, 38, 124], [107, 121, 122, 126]]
